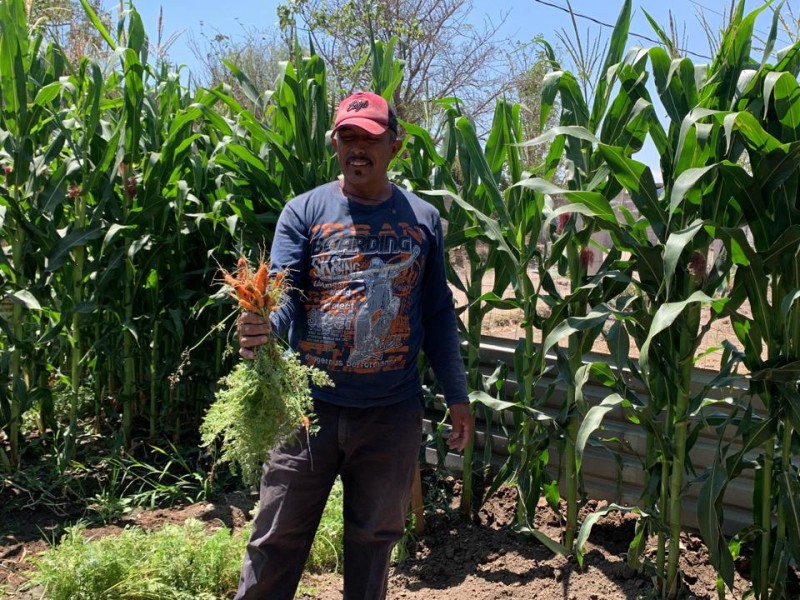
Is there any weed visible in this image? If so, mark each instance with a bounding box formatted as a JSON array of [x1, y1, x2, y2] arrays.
[[306, 476, 344, 573], [30, 520, 246, 600], [27, 477, 345, 599]]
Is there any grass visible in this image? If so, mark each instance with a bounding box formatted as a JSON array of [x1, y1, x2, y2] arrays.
[[306, 476, 345, 573], [27, 478, 348, 599], [30, 520, 246, 600]]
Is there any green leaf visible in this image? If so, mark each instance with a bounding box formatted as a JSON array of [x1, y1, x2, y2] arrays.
[[576, 394, 625, 472], [469, 392, 552, 422], [429, 190, 518, 264], [589, 0, 632, 131], [759, 0, 783, 67], [516, 179, 618, 227], [223, 59, 263, 112], [476, 292, 522, 311], [49, 228, 104, 272], [80, 0, 117, 50], [606, 320, 630, 369], [522, 125, 598, 148], [598, 145, 667, 240], [34, 81, 62, 106], [780, 471, 800, 565], [5, 290, 41, 310], [663, 220, 704, 298], [546, 70, 590, 128], [762, 226, 800, 269], [781, 289, 800, 319], [669, 165, 716, 220], [702, 1, 767, 109], [696, 451, 736, 589], [725, 110, 782, 155], [750, 361, 800, 384], [541, 309, 612, 359], [575, 503, 645, 568], [516, 526, 569, 556], [102, 223, 134, 253], [639, 291, 717, 376]]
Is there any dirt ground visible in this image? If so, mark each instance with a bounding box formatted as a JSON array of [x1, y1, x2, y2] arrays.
[[452, 263, 746, 372], [4, 472, 793, 600], [300, 475, 764, 600]]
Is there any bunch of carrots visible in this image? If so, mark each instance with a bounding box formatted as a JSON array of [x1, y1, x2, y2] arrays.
[[200, 256, 331, 486], [221, 257, 286, 316]]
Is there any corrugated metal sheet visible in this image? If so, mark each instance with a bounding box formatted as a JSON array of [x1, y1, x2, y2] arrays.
[[422, 336, 755, 535]]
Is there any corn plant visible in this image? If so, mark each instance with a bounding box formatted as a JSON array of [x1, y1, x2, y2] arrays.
[[519, 1, 774, 596], [208, 40, 338, 208], [0, 0, 70, 466], [445, 102, 541, 519], [418, 98, 570, 528], [687, 4, 800, 597], [518, 0, 648, 554], [3, 0, 265, 459]]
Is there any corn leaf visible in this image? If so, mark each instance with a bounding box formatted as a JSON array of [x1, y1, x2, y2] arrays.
[[697, 451, 736, 589], [469, 392, 552, 423], [575, 393, 626, 472], [639, 291, 720, 377], [575, 503, 645, 569], [663, 219, 705, 298], [589, 0, 631, 131], [5, 290, 41, 310]]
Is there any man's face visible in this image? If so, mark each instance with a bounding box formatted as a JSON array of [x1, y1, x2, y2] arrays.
[[331, 125, 400, 192]]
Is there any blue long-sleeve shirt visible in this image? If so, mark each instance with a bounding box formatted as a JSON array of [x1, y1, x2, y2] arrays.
[[270, 181, 468, 408]]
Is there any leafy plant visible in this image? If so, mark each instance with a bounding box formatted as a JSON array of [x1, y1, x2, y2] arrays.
[[31, 519, 246, 599], [306, 476, 345, 573], [201, 341, 332, 487], [31, 481, 345, 598], [200, 257, 333, 486]]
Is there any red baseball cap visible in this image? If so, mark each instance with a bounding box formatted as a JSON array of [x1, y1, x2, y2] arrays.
[[332, 91, 398, 135]]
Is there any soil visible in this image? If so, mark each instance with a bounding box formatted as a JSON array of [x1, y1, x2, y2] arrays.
[[451, 264, 748, 372], [2, 471, 781, 600]]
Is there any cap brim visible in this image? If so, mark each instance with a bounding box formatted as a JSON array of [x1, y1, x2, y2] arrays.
[[332, 117, 388, 136]]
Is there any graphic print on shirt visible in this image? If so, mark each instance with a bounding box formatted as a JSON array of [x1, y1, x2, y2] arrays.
[[301, 221, 426, 374]]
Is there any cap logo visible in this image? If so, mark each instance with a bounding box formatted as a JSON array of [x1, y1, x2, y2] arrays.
[[347, 100, 370, 112]]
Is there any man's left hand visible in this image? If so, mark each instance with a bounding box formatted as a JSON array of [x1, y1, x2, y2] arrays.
[[447, 402, 474, 452]]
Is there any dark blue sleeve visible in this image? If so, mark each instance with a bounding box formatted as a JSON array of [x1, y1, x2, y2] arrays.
[[269, 202, 308, 338], [421, 216, 469, 406]]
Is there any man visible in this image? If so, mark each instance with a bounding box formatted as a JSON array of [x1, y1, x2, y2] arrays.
[[235, 91, 474, 600]]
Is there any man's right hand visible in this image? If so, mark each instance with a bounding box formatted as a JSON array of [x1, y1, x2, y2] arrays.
[[237, 311, 272, 359]]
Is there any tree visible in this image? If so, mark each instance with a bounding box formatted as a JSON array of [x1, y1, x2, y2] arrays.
[[187, 22, 288, 118], [26, 0, 112, 64], [505, 37, 561, 174], [277, 0, 527, 135]]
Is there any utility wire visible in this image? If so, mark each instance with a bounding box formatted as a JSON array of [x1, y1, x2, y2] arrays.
[[533, 0, 713, 60], [688, 0, 793, 48]]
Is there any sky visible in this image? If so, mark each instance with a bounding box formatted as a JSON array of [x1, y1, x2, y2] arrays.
[[102, 0, 799, 173], [112, 0, 798, 70]]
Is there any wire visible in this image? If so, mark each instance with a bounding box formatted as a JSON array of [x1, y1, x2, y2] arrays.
[[690, 0, 794, 48], [533, 0, 712, 60]]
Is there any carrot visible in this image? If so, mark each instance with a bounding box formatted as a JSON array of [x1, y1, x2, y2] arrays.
[[223, 272, 240, 289], [236, 256, 251, 278], [238, 298, 260, 313], [204, 256, 329, 486], [254, 263, 269, 293], [219, 256, 288, 317]]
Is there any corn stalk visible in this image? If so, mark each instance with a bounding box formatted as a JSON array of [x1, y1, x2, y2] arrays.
[[524, 2, 770, 596], [0, 0, 67, 466], [690, 3, 800, 594]]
